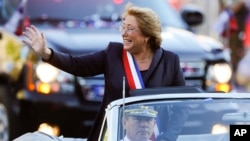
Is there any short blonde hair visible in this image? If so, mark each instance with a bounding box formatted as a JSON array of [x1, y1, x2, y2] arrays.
[[122, 3, 162, 50]]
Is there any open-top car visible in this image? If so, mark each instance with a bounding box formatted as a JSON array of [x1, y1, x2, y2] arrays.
[[96, 87, 248, 141], [14, 86, 250, 141]]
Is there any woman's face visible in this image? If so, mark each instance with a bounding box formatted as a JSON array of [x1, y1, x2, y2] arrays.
[[120, 15, 148, 54]]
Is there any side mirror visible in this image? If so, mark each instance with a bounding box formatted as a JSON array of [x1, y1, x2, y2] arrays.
[[180, 4, 204, 27]]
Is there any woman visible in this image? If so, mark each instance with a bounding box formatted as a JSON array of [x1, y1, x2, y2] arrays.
[[22, 3, 185, 141]]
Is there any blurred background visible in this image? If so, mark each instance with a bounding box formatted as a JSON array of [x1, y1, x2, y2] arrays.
[[1, 0, 250, 141], [170, 0, 250, 92]]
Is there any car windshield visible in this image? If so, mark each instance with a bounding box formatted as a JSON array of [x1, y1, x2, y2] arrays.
[[117, 98, 249, 141], [24, 0, 186, 29]]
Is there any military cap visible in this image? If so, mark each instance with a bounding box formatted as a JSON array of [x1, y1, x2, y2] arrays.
[[124, 105, 158, 118]]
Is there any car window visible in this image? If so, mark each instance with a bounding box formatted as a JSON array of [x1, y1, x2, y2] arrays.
[[117, 99, 250, 141]]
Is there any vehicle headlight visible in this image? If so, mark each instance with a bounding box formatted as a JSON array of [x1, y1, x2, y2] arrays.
[[211, 124, 228, 134], [36, 62, 59, 83], [207, 63, 232, 83], [31, 62, 75, 94]]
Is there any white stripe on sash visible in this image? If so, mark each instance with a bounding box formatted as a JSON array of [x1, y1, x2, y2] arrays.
[[125, 51, 144, 89]]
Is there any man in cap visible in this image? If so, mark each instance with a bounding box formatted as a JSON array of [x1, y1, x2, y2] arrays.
[[121, 105, 158, 141]]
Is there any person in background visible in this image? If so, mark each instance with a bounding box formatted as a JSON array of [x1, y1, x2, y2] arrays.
[[214, 0, 250, 92], [22, 2, 185, 141], [234, 0, 250, 92], [121, 105, 158, 141], [219, 0, 250, 92]]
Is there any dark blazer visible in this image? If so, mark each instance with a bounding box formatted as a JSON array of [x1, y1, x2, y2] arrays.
[[46, 42, 185, 141]]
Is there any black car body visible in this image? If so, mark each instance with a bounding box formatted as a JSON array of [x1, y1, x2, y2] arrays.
[[0, 0, 233, 140]]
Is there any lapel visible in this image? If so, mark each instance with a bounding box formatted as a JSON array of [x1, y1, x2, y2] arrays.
[[143, 48, 163, 84]]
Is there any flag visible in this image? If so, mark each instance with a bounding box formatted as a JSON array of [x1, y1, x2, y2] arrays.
[[4, 0, 30, 36], [213, 7, 238, 38]]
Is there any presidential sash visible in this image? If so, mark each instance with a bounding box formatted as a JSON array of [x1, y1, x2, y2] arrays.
[[122, 49, 145, 90]]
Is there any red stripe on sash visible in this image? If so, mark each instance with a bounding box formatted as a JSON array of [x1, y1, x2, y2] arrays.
[[122, 50, 136, 90]]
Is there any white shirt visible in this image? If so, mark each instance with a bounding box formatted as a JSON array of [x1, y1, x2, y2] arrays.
[[120, 136, 151, 141]]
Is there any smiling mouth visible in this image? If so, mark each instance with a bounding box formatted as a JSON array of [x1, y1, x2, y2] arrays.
[[123, 39, 132, 43]]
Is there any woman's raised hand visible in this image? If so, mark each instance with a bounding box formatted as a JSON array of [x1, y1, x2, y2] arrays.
[[22, 25, 51, 60]]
